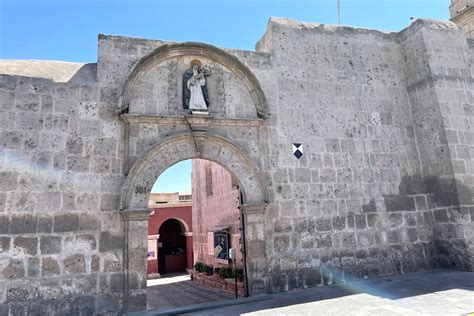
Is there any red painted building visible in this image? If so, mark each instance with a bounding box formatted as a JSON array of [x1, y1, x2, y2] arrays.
[[147, 160, 243, 279], [191, 159, 243, 269], [147, 193, 193, 277]]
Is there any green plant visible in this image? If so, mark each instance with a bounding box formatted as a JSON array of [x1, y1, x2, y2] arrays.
[[204, 264, 214, 275], [214, 267, 221, 275], [233, 268, 243, 278], [194, 262, 205, 273], [218, 267, 234, 279]]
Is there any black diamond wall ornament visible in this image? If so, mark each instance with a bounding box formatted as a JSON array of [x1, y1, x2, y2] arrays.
[[293, 143, 303, 159]]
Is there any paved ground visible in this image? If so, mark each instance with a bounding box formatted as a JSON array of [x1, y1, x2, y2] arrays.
[[181, 270, 474, 316], [146, 273, 233, 311]]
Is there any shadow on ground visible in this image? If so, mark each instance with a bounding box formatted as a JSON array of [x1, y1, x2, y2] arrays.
[[147, 273, 233, 311]]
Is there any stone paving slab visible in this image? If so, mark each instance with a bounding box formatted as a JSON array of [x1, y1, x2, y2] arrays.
[[146, 274, 234, 311], [181, 270, 474, 316]]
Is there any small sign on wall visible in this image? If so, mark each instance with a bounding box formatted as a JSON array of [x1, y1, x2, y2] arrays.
[[293, 143, 303, 159], [148, 239, 157, 260], [214, 230, 230, 264]]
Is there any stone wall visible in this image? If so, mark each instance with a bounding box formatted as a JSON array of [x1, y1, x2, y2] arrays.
[[450, 0, 474, 16], [400, 20, 474, 271], [0, 61, 126, 314], [0, 12, 473, 315], [254, 18, 425, 291], [250, 17, 473, 293], [191, 159, 242, 268], [450, 0, 474, 39]]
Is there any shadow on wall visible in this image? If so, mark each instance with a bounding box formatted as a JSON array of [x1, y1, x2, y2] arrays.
[[382, 174, 472, 272], [259, 173, 473, 296]]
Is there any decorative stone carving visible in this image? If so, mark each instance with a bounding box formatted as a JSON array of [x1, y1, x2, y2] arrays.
[[182, 59, 211, 113]]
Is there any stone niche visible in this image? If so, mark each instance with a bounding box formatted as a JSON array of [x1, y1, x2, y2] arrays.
[[127, 56, 258, 119]]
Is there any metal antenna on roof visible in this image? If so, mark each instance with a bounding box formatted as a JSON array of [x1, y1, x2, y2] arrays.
[[337, 0, 341, 24]]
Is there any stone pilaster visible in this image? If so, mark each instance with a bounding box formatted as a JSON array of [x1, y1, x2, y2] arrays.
[[121, 209, 152, 312], [401, 19, 474, 270], [183, 232, 194, 269], [240, 203, 269, 295]]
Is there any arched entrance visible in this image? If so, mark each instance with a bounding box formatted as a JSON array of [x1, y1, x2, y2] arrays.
[[117, 40, 270, 312], [147, 203, 193, 277], [119, 134, 269, 311], [157, 219, 187, 274]]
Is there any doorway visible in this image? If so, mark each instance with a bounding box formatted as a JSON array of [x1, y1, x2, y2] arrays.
[[145, 158, 247, 311], [158, 219, 187, 274]]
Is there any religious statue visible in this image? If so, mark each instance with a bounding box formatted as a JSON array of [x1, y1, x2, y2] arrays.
[[182, 60, 210, 112]]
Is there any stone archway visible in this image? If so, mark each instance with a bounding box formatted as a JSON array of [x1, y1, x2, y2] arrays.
[[119, 133, 269, 311], [117, 42, 269, 118], [168, 217, 190, 234], [121, 133, 267, 210]]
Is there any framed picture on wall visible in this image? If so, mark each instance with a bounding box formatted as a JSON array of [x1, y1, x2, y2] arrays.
[[214, 230, 230, 264]]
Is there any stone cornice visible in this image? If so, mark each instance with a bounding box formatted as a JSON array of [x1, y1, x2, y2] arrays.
[[120, 114, 264, 127], [121, 208, 153, 221], [451, 6, 474, 24]]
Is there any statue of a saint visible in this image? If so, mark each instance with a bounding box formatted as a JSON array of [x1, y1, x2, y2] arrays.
[[182, 60, 210, 111]]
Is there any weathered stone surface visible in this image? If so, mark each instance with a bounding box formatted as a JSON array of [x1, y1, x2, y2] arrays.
[[2, 259, 25, 279], [99, 194, 120, 211], [103, 252, 122, 272], [76, 274, 97, 292], [54, 213, 79, 232], [0, 215, 9, 234], [40, 236, 61, 254], [95, 294, 122, 314], [77, 234, 97, 250], [274, 235, 290, 252], [109, 273, 124, 294], [1, 10, 473, 314], [37, 216, 53, 233], [79, 214, 101, 231], [99, 232, 123, 252], [63, 254, 86, 274], [91, 254, 100, 272], [0, 171, 18, 191], [384, 196, 416, 212], [0, 193, 6, 212], [10, 214, 36, 234], [27, 257, 40, 277], [247, 240, 266, 259], [0, 236, 10, 254], [128, 292, 146, 312], [14, 237, 38, 255], [42, 257, 60, 276]]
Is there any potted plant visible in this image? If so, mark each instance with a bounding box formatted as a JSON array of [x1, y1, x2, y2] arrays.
[[194, 262, 205, 273], [204, 264, 214, 276], [218, 267, 233, 279]]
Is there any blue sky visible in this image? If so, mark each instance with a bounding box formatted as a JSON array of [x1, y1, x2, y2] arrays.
[[152, 160, 192, 193], [0, 0, 451, 193], [1, 0, 450, 62]]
